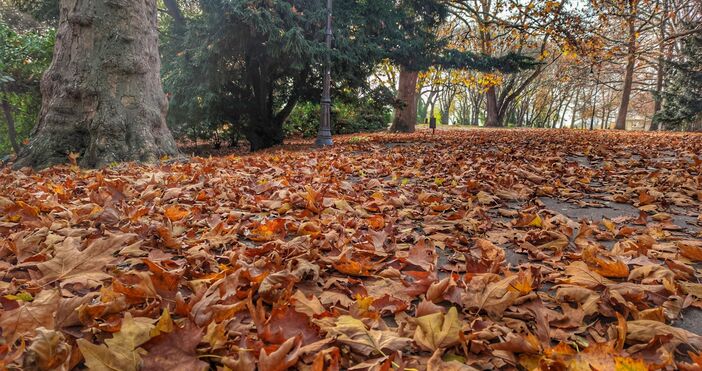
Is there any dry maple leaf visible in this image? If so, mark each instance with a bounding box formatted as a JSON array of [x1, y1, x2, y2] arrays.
[[24, 328, 71, 370], [37, 233, 136, 285], [626, 320, 702, 348], [367, 214, 385, 230], [514, 213, 543, 228], [427, 349, 479, 371], [561, 261, 611, 289], [0, 289, 60, 343], [259, 336, 303, 371], [413, 307, 462, 351], [333, 255, 375, 276], [491, 332, 541, 354], [324, 316, 412, 357], [292, 290, 325, 317], [582, 245, 630, 278], [248, 218, 287, 242], [677, 240, 702, 261], [77, 313, 154, 371], [141, 320, 208, 371], [164, 205, 189, 221], [462, 275, 522, 318], [406, 238, 437, 271]]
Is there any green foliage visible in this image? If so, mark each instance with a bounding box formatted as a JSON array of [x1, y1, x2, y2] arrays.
[[0, 20, 54, 156], [6, 0, 60, 26], [163, 0, 333, 150], [284, 100, 390, 138], [284, 102, 319, 138], [161, 0, 521, 150], [655, 28, 702, 131]]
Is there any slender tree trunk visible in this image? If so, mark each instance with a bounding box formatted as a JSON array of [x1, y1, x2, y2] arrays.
[[440, 90, 456, 125], [650, 0, 668, 131], [485, 86, 500, 127], [14, 0, 179, 169], [1, 96, 20, 154], [559, 93, 573, 128], [472, 98, 480, 126], [163, 0, 185, 28], [570, 89, 580, 128], [615, 9, 638, 131], [390, 66, 419, 133]]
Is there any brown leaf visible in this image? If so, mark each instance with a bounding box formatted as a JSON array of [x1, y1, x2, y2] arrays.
[[427, 349, 479, 371], [142, 321, 208, 371], [627, 320, 702, 348], [77, 313, 155, 371], [406, 238, 437, 271], [37, 234, 135, 285], [259, 336, 302, 371], [25, 328, 71, 370], [324, 316, 411, 357], [0, 289, 59, 343]]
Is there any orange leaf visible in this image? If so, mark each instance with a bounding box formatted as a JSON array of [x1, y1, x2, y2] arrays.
[[678, 241, 702, 261], [249, 219, 287, 242], [508, 270, 534, 295], [333, 256, 373, 277], [164, 205, 189, 221], [583, 246, 629, 278], [367, 215, 385, 230]]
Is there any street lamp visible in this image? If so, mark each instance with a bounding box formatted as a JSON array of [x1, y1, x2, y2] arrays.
[[315, 0, 333, 147]]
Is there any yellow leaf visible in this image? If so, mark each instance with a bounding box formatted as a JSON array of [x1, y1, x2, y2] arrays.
[[414, 307, 462, 351], [77, 313, 154, 371]]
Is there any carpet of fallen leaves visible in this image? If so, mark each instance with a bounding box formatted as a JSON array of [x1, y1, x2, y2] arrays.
[[1, 128, 702, 371]]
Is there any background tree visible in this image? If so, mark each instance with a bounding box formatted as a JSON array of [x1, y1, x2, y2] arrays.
[[0, 6, 54, 157], [654, 26, 702, 131], [163, 0, 402, 150]]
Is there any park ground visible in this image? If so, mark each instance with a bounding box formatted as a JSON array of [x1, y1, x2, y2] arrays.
[[1, 128, 702, 370]]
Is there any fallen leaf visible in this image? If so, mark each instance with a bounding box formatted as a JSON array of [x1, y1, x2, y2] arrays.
[[414, 307, 462, 351]]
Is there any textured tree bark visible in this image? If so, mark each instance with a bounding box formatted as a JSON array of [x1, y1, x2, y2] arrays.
[[14, 0, 179, 169], [485, 86, 500, 127], [390, 67, 419, 133], [1, 96, 20, 154]]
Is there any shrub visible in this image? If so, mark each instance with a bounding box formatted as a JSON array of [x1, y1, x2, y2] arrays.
[[284, 101, 390, 138]]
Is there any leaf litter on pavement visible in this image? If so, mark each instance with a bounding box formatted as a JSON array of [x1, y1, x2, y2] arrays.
[[1, 129, 702, 370]]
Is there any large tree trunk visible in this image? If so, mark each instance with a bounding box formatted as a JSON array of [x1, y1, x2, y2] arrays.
[[485, 86, 500, 127], [1, 95, 20, 155], [390, 67, 419, 133], [246, 118, 285, 151], [615, 11, 637, 131], [14, 0, 179, 169]]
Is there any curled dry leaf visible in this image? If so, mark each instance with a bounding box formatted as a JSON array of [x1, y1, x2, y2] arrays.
[[259, 336, 302, 371]]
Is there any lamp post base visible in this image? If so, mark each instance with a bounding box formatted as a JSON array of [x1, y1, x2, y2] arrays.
[[315, 131, 333, 147]]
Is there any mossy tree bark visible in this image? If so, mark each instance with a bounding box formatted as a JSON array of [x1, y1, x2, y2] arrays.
[[14, 0, 179, 169]]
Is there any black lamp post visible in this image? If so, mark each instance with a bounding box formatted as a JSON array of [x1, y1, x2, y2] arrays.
[[315, 0, 333, 147]]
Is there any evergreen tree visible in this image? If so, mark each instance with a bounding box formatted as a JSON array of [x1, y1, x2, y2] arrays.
[[162, 0, 534, 149], [654, 28, 702, 131]]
